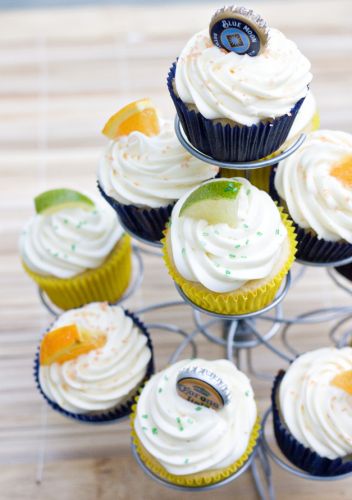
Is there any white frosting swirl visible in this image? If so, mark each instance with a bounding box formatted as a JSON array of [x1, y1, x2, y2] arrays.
[[170, 178, 288, 293], [39, 303, 152, 414], [98, 120, 219, 208], [175, 28, 312, 126], [20, 196, 123, 279], [275, 130, 352, 242], [279, 347, 352, 460], [134, 358, 257, 475], [286, 90, 317, 144]]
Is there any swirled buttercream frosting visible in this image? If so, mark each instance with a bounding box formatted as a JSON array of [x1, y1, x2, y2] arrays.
[[279, 347, 352, 459], [20, 196, 123, 279], [175, 28, 312, 126], [98, 120, 219, 208], [134, 358, 257, 475], [274, 130, 352, 242], [39, 303, 152, 413], [169, 178, 288, 293]]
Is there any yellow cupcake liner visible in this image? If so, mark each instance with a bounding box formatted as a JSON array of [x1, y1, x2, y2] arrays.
[[23, 234, 132, 310], [162, 210, 297, 315], [220, 111, 320, 192], [130, 401, 261, 488]]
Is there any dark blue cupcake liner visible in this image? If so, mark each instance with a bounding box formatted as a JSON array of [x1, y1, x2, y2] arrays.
[[34, 309, 154, 424], [167, 62, 305, 163], [269, 170, 352, 264], [97, 182, 174, 244], [272, 370, 352, 476], [335, 263, 352, 282]]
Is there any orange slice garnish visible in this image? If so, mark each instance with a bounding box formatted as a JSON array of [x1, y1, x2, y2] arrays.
[[102, 98, 160, 139], [330, 155, 352, 188], [40, 324, 106, 366], [330, 370, 352, 396]]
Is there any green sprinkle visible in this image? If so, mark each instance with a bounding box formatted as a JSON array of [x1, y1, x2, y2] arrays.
[[184, 458, 189, 464], [92, 210, 98, 215], [63, 219, 68, 224], [243, 224, 249, 229], [245, 239, 249, 245], [241, 255, 247, 259], [195, 406, 202, 412], [182, 248, 186, 256], [256, 231, 263, 236], [164, 375, 169, 381], [53, 252, 59, 257], [215, 263, 220, 268], [225, 270, 231, 275], [142, 426, 148, 431], [142, 414, 148, 419], [214, 230, 219, 235], [224, 182, 239, 193], [176, 417, 184, 431], [158, 388, 163, 393], [202, 232, 209, 237], [275, 228, 280, 235], [246, 189, 251, 195], [245, 390, 250, 397], [71, 243, 76, 251], [229, 253, 236, 259], [187, 418, 193, 424], [235, 244, 241, 249], [152, 427, 158, 435]]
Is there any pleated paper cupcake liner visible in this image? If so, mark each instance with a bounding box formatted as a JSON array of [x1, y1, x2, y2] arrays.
[[334, 263, 352, 282], [130, 400, 260, 487], [272, 371, 352, 477], [167, 62, 305, 163], [162, 210, 297, 315], [34, 309, 154, 424], [23, 234, 132, 311], [98, 182, 174, 243], [269, 172, 352, 264]]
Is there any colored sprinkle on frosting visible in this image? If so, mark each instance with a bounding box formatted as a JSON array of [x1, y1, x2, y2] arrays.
[[256, 231, 263, 236], [71, 243, 76, 251], [176, 417, 184, 431], [330, 155, 352, 187], [243, 224, 249, 229], [142, 414, 148, 419], [225, 270, 231, 275], [152, 427, 158, 435], [158, 388, 163, 393], [195, 406, 202, 411], [229, 253, 236, 259], [184, 458, 189, 464]]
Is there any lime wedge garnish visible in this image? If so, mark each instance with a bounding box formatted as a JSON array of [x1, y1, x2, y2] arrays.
[[34, 189, 95, 215], [179, 180, 242, 226]]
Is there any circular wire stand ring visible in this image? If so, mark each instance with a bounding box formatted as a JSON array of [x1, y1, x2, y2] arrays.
[[174, 271, 291, 321], [38, 245, 144, 317], [296, 254, 352, 268], [329, 314, 352, 348], [261, 407, 352, 482], [174, 115, 306, 170], [131, 440, 256, 492], [117, 216, 163, 249]]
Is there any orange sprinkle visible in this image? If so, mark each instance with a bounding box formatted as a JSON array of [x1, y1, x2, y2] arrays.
[[330, 155, 352, 188]]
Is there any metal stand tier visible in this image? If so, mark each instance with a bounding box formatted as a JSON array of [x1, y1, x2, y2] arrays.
[[35, 121, 352, 498]]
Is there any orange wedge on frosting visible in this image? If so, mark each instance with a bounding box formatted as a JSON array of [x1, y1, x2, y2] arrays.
[[102, 98, 160, 139], [40, 324, 106, 366], [330, 155, 352, 188], [330, 370, 352, 396]]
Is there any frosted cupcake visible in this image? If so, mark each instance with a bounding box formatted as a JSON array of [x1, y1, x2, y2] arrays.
[[98, 99, 218, 243], [35, 302, 154, 423], [20, 188, 131, 310], [272, 347, 352, 476], [162, 178, 296, 315], [274, 129, 352, 263], [168, 6, 312, 162], [131, 358, 259, 487], [221, 90, 320, 192]]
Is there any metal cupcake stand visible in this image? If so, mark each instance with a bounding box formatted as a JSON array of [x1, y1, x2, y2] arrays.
[[37, 119, 352, 498]]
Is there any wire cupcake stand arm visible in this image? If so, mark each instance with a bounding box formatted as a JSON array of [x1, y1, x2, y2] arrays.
[[36, 124, 352, 498]]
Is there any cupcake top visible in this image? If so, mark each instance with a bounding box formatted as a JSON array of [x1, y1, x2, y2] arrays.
[[169, 178, 288, 293], [134, 358, 257, 475], [39, 303, 152, 414], [274, 130, 352, 242], [175, 27, 312, 126], [279, 347, 352, 460], [98, 119, 219, 209], [20, 191, 123, 279]]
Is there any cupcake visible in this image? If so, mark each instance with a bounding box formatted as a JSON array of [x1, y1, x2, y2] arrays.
[[131, 358, 260, 487], [98, 98, 219, 243], [168, 6, 312, 162], [274, 129, 352, 263], [35, 302, 154, 423], [162, 178, 296, 315], [20, 188, 132, 310], [221, 90, 320, 192], [272, 347, 352, 476]]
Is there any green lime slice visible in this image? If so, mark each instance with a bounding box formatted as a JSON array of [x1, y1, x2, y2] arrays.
[[179, 180, 242, 226], [34, 189, 95, 215]]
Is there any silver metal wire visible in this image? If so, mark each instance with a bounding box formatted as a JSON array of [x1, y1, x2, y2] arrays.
[[327, 267, 352, 296], [144, 323, 197, 360], [261, 408, 352, 482], [174, 115, 306, 170]]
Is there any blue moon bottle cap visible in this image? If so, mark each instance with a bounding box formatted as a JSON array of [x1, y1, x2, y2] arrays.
[[209, 6, 269, 57], [176, 365, 231, 410]]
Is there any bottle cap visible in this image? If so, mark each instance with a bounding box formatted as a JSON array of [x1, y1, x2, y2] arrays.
[[209, 6, 269, 57], [176, 365, 231, 410]]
